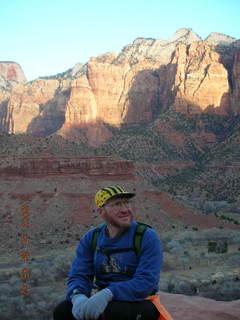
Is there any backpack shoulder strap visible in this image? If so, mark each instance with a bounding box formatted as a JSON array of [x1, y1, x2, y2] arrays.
[[91, 222, 152, 255], [91, 223, 105, 252], [134, 222, 152, 256]]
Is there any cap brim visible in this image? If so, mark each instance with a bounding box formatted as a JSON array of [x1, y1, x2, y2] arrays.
[[105, 192, 135, 204]]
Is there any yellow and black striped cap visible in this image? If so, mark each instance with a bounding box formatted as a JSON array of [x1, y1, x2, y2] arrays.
[[95, 186, 135, 208]]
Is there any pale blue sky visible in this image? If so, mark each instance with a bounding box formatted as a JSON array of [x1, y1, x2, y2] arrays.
[[1, 0, 239, 81]]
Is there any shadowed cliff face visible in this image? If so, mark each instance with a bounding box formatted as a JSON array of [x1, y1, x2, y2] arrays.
[[0, 98, 9, 132], [231, 50, 240, 114], [4, 79, 71, 136], [0, 29, 240, 144], [26, 88, 70, 136]]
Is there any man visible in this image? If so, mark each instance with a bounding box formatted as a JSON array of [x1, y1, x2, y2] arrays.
[[53, 185, 166, 320]]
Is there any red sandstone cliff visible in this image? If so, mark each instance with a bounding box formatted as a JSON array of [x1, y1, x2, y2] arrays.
[[0, 29, 239, 145], [0, 156, 134, 177], [163, 42, 230, 114]]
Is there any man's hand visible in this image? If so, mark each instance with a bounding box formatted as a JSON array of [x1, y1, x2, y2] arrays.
[[80, 288, 113, 320], [71, 294, 89, 320]]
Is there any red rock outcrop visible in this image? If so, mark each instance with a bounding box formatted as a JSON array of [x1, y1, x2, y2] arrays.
[[88, 56, 161, 125], [60, 121, 113, 147], [163, 42, 230, 114], [0, 156, 134, 178], [64, 75, 97, 124], [160, 291, 240, 320], [6, 78, 71, 135]]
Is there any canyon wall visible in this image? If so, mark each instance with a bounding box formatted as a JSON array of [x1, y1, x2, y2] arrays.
[[1, 29, 240, 145]]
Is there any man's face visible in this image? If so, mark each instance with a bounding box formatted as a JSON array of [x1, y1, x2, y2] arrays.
[[99, 197, 134, 229]]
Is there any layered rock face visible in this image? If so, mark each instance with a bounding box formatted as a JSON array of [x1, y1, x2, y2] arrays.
[[4, 79, 71, 135], [166, 42, 230, 114], [0, 156, 134, 177], [1, 29, 240, 144]]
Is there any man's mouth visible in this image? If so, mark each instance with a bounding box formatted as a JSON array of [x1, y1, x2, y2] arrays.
[[119, 215, 131, 221]]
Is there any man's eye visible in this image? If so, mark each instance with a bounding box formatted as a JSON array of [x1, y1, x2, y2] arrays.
[[114, 202, 121, 207]]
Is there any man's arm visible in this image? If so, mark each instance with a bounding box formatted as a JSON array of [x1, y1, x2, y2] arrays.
[[66, 230, 95, 300], [108, 228, 163, 301]]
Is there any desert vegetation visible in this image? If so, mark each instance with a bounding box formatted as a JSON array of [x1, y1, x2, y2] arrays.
[[0, 228, 239, 319]]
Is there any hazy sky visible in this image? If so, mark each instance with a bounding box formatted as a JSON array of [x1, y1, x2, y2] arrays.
[[1, 0, 239, 81]]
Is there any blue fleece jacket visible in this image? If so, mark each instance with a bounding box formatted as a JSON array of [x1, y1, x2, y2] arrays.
[[66, 221, 163, 302]]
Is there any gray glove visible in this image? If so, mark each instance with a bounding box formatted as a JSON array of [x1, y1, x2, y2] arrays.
[[71, 294, 89, 320], [80, 288, 113, 320]]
